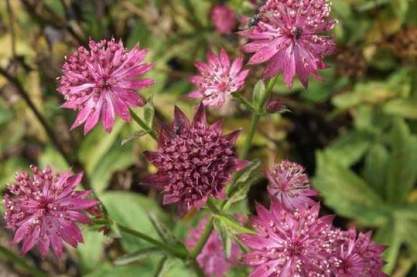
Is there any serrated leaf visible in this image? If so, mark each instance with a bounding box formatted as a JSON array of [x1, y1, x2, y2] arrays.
[[213, 214, 255, 235], [363, 144, 389, 199], [386, 120, 417, 203], [314, 152, 387, 226], [213, 221, 233, 259]]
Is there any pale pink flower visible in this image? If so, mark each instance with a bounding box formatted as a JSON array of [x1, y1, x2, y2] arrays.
[[143, 104, 248, 212], [266, 160, 317, 210], [240, 0, 336, 87], [241, 201, 336, 276], [58, 39, 154, 134], [186, 217, 240, 277], [331, 229, 386, 277], [188, 49, 249, 107], [3, 166, 97, 257], [211, 4, 237, 34]]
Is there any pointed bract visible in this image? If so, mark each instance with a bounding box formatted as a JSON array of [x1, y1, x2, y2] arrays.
[[144, 105, 246, 212]]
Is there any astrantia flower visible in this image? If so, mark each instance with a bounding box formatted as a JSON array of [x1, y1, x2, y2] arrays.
[[241, 201, 335, 276], [240, 0, 336, 87], [266, 160, 317, 210], [188, 49, 249, 107], [144, 104, 247, 212], [331, 230, 386, 277], [211, 4, 237, 34], [3, 166, 97, 257], [186, 217, 240, 277], [58, 39, 154, 134]]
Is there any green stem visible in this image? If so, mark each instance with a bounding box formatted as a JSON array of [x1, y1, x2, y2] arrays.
[[130, 109, 157, 140], [118, 224, 188, 259], [241, 77, 279, 159], [0, 245, 46, 277], [190, 218, 214, 259], [154, 256, 168, 277]]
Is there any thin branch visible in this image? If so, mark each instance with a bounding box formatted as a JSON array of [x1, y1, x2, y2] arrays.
[[5, 0, 16, 59]]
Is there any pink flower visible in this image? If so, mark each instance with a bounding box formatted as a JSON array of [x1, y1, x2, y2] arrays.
[[241, 201, 336, 276], [58, 39, 154, 134], [188, 49, 249, 107], [3, 166, 97, 257], [186, 217, 240, 277], [266, 160, 317, 210], [240, 0, 336, 87], [144, 104, 248, 212], [332, 230, 386, 277], [211, 4, 237, 34]]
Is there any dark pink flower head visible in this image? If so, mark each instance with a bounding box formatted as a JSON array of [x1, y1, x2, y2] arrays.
[[186, 217, 240, 277], [331, 229, 386, 277], [241, 201, 336, 277], [211, 4, 238, 34], [144, 104, 248, 212], [266, 160, 317, 210], [188, 49, 249, 107], [58, 38, 154, 134], [240, 0, 336, 87], [3, 166, 97, 257]]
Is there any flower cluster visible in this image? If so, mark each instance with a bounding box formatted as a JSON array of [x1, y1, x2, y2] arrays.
[[3, 166, 97, 257], [58, 39, 154, 134], [186, 217, 240, 277], [240, 0, 336, 87], [188, 49, 249, 108], [241, 160, 386, 277], [144, 104, 248, 212]]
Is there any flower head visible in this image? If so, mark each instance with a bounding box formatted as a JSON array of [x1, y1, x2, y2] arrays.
[[241, 201, 336, 276], [144, 104, 247, 212], [211, 4, 238, 34], [332, 230, 386, 277], [186, 217, 240, 277], [188, 49, 249, 107], [266, 160, 317, 210], [3, 166, 97, 257], [240, 0, 336, 87], [58, 39, 154, 134]]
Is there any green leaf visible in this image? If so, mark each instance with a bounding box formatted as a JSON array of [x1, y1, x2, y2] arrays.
[[314, 152, 387, 225], [85, 263, 154, 277], [114, 247, 162, 266], [323, 131, 373, 167], [212, 214, 255, 235], [225, 160, 261, 210], [363, 144, 389, 199], [383, 99, 417, 119], [90, 145, 135, 193], [213, 220, 233, 259], [77, 228, 107, 273], [79, 120, 125, 173], [143, 102, 155, 128], [252, 80, 266, 110], [386, 120, 417, 203], [38, 146, 68, 171], [100, 192, 168, 253]]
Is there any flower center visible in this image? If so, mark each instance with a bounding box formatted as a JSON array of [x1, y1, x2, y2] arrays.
[[291, 27, 303, 40]]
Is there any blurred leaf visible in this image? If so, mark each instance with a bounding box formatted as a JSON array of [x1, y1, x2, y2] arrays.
[[101, 192, 168, 253], [85, 263, 154, 277], [90, 145, 135, 193], [143, 102, 155, 128], [314, 152, 387, 225], [363, 144, 389, 199], [39, 146, 68, 171], [77, 228, 107, 273], [386, 120, 417, 203], [114, 247, 162, 266], [121, 131, 147, 146], [323, 131, 373, 167], [383, 99, 417, 119], [79, 120, 125, 174], [252, 80, 266, 110]]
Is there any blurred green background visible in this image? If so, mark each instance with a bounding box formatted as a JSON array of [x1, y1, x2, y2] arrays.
[[1, 0, 417, 276]]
